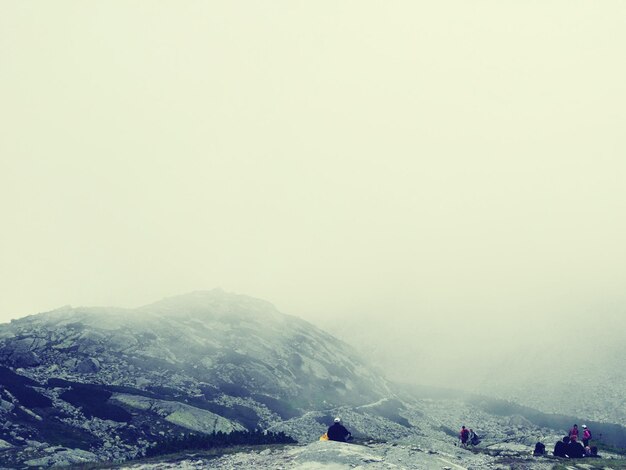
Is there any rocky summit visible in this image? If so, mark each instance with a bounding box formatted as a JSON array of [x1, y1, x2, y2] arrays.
[[0, 290, 625, 469]]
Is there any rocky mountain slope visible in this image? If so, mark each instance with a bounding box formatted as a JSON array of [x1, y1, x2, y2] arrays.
[[1, 290, 624, 468], [0, 290, 393, 466]]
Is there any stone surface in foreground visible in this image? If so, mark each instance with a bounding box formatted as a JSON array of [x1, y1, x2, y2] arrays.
[[119, 440, 564, 470]]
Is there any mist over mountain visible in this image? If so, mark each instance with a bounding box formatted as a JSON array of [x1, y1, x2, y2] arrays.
[[318, 304, 626, 425], [475, 312, 626, 423]]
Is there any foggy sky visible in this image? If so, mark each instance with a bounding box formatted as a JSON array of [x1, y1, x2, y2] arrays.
[[2, 2, 625, 387]]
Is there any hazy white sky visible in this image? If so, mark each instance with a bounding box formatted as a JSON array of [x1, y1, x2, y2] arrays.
[[2, 0, 625, 362]]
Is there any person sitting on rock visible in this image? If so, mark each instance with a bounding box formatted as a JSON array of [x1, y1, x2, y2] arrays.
[[533, 442, 546, 456], [469, 428, 480, 446], [553, 436, 569, 457], [327, 417, 352, 442], [566, 437, 585, 458]]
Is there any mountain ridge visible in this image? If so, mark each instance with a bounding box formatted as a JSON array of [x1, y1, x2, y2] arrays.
[[0, 290, 393, 466]]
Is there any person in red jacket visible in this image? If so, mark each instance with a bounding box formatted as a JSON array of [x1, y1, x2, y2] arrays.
[[459, 426, 470, 448], [569, 424, 579, 441]]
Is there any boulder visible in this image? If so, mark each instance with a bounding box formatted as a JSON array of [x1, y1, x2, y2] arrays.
[[0, 399, 14, 412], [0, 439, 13, 450], [76, 357, 101, 373], [10, 351, 41, 367]]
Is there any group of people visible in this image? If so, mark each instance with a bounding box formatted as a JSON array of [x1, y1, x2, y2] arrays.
[[324, 418, 600, 461], [552, 424, 598, 459], [459, 425, 480, 447]]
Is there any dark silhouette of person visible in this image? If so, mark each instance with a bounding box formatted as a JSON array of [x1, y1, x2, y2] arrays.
[[327, 417, 351, 442], [553, 436, 569, 457], [566, 438, 585, 458], [533, 442, 546, 456], [469, 429, 480, 446]]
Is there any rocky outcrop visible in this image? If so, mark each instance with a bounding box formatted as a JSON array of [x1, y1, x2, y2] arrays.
[[111, 394, 245, 434], [24, 448, 98, 467]]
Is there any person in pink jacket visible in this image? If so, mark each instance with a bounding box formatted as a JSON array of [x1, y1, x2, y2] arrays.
[[582, 424, 592, 446]]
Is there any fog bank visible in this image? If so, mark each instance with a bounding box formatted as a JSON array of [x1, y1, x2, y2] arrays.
[[2, 2, 625, 398]]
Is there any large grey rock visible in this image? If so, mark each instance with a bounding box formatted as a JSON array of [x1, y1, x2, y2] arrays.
[[24, 448, 98, 467]]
